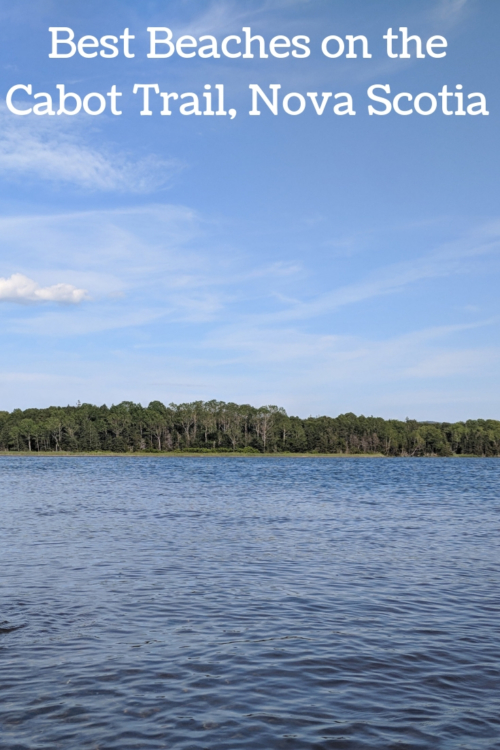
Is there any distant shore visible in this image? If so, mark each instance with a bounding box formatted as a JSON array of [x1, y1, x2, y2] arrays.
[[2, 401, 499, 456]]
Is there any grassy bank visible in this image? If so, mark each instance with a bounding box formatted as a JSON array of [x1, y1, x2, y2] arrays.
[[0, 450, 384, 458]]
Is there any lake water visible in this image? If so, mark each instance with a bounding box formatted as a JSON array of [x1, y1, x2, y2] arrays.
[[0, 457, 499, 749]]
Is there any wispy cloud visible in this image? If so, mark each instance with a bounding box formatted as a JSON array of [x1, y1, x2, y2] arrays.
[[0, 108, 182, 192], [0, 206, 498, 332], [176, 0, 312, 36], [0, 204, 201, 275], [205, 319, 496, 371], [0, 273, 88, 303], [9, 307, 166, 335], [432, 0, 469, 24], [252, 226, 500, 324], [0, 205, 304, 325]]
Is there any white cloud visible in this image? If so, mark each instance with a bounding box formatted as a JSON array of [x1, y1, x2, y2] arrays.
[[0, 273, 88, 303], [0, 108, 181, 192]]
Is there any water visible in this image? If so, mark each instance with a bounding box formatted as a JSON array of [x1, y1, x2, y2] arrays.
[[0, 457, 499, 750]]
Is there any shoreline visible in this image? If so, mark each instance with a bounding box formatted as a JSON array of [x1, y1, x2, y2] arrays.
[[0, 451, 491, 458]]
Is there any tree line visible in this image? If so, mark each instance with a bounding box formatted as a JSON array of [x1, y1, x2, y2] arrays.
[[0, 400, 499, 456]]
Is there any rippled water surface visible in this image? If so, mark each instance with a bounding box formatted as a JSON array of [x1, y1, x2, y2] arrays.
[[1, 457, 499, 749]]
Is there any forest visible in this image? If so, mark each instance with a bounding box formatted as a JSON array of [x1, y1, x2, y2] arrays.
[[1, 400, 500, 456]]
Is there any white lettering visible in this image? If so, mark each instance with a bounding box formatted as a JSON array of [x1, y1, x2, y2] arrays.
[[6, 84, 32, 115], [147, 27, 174, 58], [133, 83, 160, 115], [249, 84, 280, 115], [48, 27, 76, 58]]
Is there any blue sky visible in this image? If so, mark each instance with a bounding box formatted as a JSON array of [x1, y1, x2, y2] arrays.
[[0, 0, 499, 420]]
